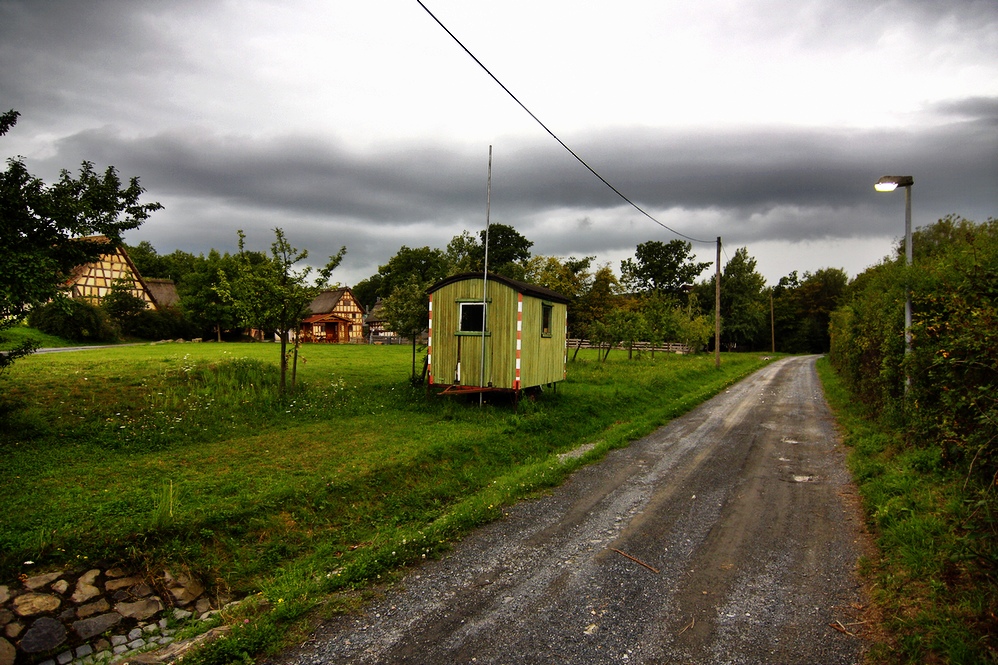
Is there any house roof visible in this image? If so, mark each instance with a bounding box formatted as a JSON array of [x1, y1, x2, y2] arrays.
[[365, 299, 386, 324], [303, 313, 352, 324], [145, 278, 179, 309], [307, 287, 356, 314], [427, 272, 571, 304]]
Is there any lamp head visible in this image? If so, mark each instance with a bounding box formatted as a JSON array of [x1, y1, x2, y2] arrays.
[[875, 175, 914, 192]]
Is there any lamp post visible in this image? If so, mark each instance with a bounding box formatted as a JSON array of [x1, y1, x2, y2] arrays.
[[876, 175, 914, 393]]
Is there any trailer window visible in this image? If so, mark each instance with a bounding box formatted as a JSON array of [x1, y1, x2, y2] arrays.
[[460, 302, 485, 333], [541, 303, 553, 337]]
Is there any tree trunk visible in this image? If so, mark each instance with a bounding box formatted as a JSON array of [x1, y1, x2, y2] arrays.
[[278, 330, 288, 395], [215, 323, 222, 343], [411, 335, 418, 384], [572, 338, 583, 362]]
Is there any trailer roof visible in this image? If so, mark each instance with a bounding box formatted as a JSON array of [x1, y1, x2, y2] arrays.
[[427, 272, 571, 304]]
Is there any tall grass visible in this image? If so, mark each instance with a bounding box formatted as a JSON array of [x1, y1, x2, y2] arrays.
[[817, 357, 996, 664], [0, 342, 771, 661]]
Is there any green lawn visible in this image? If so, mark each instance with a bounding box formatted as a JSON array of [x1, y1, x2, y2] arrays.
[[0, 323, 92, 350], [0, 341, 772, 661]]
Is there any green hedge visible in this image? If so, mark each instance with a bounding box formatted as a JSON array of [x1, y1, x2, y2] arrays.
[[828, 215, 997, 660]]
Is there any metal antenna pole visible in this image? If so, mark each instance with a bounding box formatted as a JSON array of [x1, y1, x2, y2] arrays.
[[480, 146, 492, 406]]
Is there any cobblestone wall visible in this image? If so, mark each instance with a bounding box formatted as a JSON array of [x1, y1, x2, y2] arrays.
[[0, 563, 227, 665]]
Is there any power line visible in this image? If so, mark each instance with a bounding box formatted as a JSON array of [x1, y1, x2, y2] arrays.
[[416, 0, 715, 246]]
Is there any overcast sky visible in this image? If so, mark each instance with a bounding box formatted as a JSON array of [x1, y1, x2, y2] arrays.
[[2, 0, 996, 287]]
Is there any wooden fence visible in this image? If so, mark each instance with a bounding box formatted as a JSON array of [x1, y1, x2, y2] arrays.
[[567, 339, 692, 355]]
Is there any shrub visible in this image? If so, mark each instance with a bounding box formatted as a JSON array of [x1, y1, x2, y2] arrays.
[[828, 215, 998, 659], [28, 298, 117, 343], [127, 307, 199, 340]]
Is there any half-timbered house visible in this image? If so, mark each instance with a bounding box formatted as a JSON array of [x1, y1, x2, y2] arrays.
[[66, 236, 162, 309], [300, 287, 364, 343], [364, 299, 399, 343]]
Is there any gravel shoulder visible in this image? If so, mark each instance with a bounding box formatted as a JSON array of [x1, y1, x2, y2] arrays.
[[270, 355, 872, 664]]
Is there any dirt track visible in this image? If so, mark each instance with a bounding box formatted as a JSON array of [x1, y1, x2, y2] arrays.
[[272, 355, 871, 664]]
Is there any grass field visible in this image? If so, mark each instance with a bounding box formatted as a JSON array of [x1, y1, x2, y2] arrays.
[[0, 341, 772, 661]]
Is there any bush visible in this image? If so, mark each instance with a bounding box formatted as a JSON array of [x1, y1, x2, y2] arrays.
[[828, 215, 998, 659], [28, 299, 117, 343], [831, 215, 997, 477], [125, 307, 199, 340]]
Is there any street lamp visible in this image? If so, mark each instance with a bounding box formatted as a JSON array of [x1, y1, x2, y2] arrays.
[[875, 174, 914, 368]]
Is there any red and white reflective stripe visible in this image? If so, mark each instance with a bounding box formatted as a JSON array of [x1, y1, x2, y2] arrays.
[[564, 315, 568, 378], [427, 295, 434, 385], [514, 293, 523, 389]]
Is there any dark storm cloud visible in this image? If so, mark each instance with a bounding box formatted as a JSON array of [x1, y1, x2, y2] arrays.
[[0, 1, 202, 128], [41, 128, 489, 223], [32, 98, 997, 261]]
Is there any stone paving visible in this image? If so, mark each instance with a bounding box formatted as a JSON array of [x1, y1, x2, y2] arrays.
[[1, 563, 231, 665]]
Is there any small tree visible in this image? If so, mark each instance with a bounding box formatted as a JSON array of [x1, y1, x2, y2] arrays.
[[102, 278, 149, 336], [641, 293, 678, 358], [572, 264, 621, 360], [382, 274, 431, 385], [674, 295, 713, 353], [220, 228, 345, 395]]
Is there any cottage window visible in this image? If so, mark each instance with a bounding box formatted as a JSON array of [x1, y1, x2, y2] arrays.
[[459, 302, 486, 333], [541, 302, 553, 337]]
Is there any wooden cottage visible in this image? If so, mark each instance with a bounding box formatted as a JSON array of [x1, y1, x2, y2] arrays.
[[300, 287, 364, 343], [364, 298, 399, 343], [427, 272, 569, 394], [66, 237, 161, 309]]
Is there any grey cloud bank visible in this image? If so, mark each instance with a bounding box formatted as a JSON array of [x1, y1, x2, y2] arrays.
[[2, 0, 996, 286]]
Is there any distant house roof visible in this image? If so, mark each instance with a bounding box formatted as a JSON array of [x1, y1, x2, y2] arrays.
[[145, 278, 179, 309], [365, 299, 386, 324], [303, 312, 351, 324], [308, 287, 354, 314], [427, 272, 570, 304]]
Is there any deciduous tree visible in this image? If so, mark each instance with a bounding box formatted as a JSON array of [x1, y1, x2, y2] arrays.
[[376, 246, 449, 298], [445, 224, 534, 279], [177, 249, 244, 341], [220, 228, 345, 394], [0, 110, 161, 373], [620, 239, 711, 299], [524, 255, 595, 339], [695, 247, 767, 350]]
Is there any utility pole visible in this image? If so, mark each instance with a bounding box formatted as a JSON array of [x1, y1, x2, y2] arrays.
[[715, 236, 721, 369], [770, 289, 775, 354]]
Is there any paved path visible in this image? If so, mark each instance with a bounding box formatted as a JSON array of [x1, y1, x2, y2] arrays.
[[273, 356, 870, 664]]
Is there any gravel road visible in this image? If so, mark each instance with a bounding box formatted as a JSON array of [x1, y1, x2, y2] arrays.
[[271, 355, 871, 664]]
